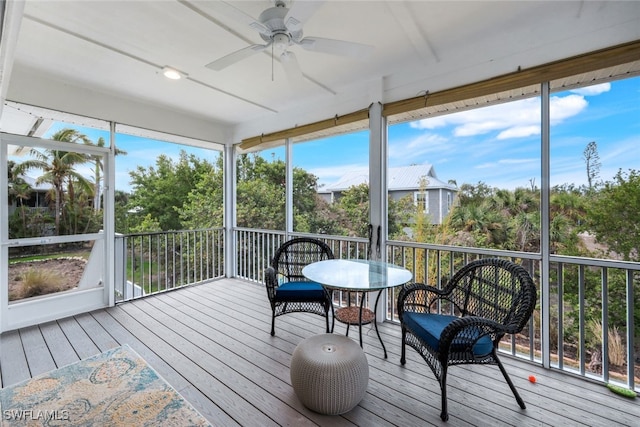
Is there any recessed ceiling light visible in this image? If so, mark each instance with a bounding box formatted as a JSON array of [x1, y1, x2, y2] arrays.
[[161, 66, 187, 80]]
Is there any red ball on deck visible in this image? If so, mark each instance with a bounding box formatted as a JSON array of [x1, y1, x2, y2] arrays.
[[528, 375, 536, 383]]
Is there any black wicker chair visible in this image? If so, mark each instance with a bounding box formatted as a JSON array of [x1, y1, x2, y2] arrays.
[[265, 237, 335, 336], [397, 258, 537, 421]]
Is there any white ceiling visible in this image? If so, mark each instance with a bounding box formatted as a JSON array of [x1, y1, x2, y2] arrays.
[[1, 1, 639, 146]]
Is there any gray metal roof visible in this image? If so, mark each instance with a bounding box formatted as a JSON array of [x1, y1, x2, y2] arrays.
[[325, 164, 457, 192], [22, 175, 53, 192]]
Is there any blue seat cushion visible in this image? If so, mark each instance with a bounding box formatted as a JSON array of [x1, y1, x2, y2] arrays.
[[403, 312, 493, 356], [274, 281, 326, 302]]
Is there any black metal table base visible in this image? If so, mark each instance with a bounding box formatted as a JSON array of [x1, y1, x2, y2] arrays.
[[334, 289, 388, 358]]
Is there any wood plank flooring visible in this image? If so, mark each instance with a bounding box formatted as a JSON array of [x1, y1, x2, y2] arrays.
[[1, 278, 638, 426]]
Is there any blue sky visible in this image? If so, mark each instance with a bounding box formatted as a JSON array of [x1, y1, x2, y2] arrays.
[[16, 76, 639, 193], [292, 76, 639, 191]]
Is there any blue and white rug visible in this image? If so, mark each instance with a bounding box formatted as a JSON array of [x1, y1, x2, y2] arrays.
[[0, 344, 210, 426]]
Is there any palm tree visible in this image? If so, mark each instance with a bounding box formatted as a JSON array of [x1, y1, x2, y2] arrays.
[[16, 129, 94, 235], [8, 160, 33, 233], [487, 187, 540, 251], [447, 203, 507, 247], [8, 160, 30, 205], [84, 137, 127, 211]]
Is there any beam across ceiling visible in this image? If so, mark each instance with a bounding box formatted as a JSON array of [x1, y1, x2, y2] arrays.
[[239, 108, 370, 150]]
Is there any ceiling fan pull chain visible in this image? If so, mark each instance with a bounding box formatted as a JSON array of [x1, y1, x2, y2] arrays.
[[271, 43, 275, 82]]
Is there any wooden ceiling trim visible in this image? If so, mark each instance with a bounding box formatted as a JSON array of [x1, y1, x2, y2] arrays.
[[239, 40, 640, 150], [239, 108, 369, 150], [382, 39, 640, 117]]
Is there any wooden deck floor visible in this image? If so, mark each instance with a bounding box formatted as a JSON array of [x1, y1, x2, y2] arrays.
[[1, 278, 638, 426]]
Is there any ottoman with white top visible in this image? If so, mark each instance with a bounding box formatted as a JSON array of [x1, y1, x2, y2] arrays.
[[290, 333, 369, 415]]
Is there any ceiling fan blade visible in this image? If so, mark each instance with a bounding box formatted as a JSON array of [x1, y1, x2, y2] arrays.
[[216, 1, 271, 37], [285, 0, 325, 32], [298, 37, 374, 59], [280, 51, 303, 83], [205, 44, 269, 71]]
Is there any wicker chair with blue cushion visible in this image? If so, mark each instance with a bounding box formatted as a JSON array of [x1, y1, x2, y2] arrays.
[[397, 258, 537, 421], [265, 237, 335, 336]]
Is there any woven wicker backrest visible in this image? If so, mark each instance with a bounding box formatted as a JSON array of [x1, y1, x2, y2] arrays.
[[445, 258, 536, 330], [272, 237, 334, 282]]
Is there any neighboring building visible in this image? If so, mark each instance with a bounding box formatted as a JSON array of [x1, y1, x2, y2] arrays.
[[320, 164, 458, 224], [8, 175, 52, 216]]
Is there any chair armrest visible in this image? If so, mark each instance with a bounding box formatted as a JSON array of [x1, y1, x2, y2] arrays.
[[265, 267, 278, 302], [397, 283, 447, 321]]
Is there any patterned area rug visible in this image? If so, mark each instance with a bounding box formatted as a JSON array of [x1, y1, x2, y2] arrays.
[[0, 345, 211, 426]]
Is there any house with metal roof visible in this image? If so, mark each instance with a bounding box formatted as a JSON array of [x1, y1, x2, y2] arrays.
[[320, 164, 457, 224], [8, 175, 52, 215]]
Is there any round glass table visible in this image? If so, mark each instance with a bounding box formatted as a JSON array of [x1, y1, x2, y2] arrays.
[[302, 259, 412, 358]]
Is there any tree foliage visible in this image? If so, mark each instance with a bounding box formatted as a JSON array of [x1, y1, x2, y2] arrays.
[[586, 169, 640, 262], [10, 135, 638, 355], [11, 129, 99, 236], [583, 141, 601, 192], [128, 150, 212, 231]]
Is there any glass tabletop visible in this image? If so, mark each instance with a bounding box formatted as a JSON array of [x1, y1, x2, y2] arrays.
[[302, 259, 412, 291]]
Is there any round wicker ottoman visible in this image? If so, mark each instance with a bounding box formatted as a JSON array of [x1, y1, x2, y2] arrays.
[[290, 333, 369, 415]]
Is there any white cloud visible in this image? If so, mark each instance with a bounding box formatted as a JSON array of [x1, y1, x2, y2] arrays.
[[408, 93, 590, 140], [497, 125, 540, 139], [406, 132, 448, 148], [570, 83, 611, 96], [476, 157, 537, 170], [549, 94, 588, 124], [410, 115, 448, 130], [389, 132, 451, 162]]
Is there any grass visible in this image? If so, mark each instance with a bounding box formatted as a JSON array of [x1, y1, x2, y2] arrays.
[[11, 269, 65, 300], [9, 251, 90, 264], [8, 252, 89, 301], [588, 319, 626, 367]]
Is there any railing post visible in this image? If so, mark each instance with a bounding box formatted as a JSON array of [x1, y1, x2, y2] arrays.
[[626, 269, 635, 389], [541, 81, 551, 369], [114, 233, 125, 302], [224, 143, 236, 278], [369, 101, 388, 322]]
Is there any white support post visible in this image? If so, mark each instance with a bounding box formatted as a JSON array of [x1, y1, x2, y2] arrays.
[[0, 134, 7, 331], [286, 138, 293, 234], [224, 144, 236, 278], [369, 102, 386, 261], [369, 102, 387, 322], [541, 82, 551, 369], [105, 122, 116, 306]]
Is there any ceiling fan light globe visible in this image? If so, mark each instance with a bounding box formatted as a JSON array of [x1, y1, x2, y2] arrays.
[[273, 33, 290, 52]]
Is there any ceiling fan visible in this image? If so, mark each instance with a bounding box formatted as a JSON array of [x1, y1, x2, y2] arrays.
[[205, 0, 374, 81]]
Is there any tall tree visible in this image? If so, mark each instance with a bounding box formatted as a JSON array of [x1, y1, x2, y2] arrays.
[[587, 169, 640, 261], [128, 150, 210, 230], [8, 160, 33, 234], [583, 141, 601, 191], [84, 137, 127, 211], [235, 154, 286, 230], [337, 184, 370, 238], [7, 160, 31, 207], [16, 129, 93, 234], [179, 154, 224, 229]]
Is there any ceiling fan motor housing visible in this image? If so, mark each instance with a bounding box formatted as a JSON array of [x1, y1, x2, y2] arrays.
[[258, 3, 303, 45]]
